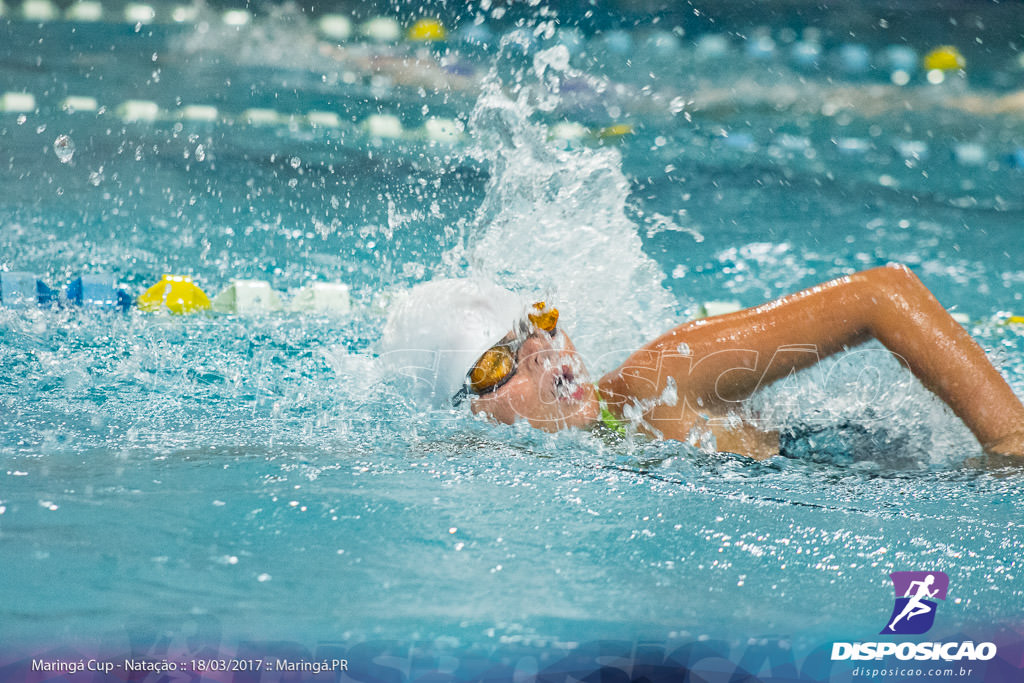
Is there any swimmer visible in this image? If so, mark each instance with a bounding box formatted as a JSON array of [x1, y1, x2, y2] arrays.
[[380, 264, 1024, 460], [887, 574, 938, 632]]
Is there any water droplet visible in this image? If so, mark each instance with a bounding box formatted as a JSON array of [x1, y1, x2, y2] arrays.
[[289, 156, 301, 169], [53, 135, 75, 163], [195, 144, 206, 162]]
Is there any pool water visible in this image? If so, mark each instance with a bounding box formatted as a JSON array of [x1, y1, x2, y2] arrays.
[[1, 2, 1023, 680]]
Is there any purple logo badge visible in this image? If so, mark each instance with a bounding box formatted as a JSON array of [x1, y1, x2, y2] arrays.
[[880, 571, 949, 635]]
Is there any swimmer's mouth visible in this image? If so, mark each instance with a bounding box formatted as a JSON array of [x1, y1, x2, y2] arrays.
[[554, 365, 586, 401]]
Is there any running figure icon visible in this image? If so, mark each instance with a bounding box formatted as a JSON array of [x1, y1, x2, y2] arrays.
[[888, 574, 938, 631], [881, 571, 949, 635]]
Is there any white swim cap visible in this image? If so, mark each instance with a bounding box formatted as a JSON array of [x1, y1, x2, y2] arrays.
[[378, 278, 524, 407]]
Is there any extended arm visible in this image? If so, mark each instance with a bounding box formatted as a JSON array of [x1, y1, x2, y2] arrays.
[[599, 264, 1024, 456]]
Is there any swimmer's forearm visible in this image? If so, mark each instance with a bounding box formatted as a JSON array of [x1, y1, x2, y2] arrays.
[[850, 266, 1024, 453], [608, 264, 1024, 455]]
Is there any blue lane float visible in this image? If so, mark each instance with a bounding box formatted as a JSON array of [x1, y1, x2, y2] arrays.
[[456, 23, 494, 48], [0, 271, 53, 307], [723, 132, 756, 151], [744, 33, 776, 60], [790, 41, 823, 69], [553, 27, 586, 57], [0, 3, 977, 100], [882, 44, 918, 73], [64, 274, 132, 311], [694, 33, 730, 60], [642, 30, 681, 57], [596, 29, 633, 57], [837, 43, 871, 74]]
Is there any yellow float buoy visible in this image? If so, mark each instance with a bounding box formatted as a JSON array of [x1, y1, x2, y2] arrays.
[[137, 274, 211, 314], [407, 18, 446, 42]]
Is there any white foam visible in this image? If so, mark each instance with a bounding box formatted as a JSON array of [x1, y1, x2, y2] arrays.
[[455, 49, 678, 368], [548, 121, 589, 141]]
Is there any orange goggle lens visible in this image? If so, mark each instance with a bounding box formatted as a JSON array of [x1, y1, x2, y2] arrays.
[[527, 301, 558, 333], [461, 302, 560, 399], [467, 344, 516, 394]]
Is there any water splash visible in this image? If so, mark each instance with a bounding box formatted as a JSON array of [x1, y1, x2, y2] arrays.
[[53, 135, 75, 164], [451, 44, 681, 371]]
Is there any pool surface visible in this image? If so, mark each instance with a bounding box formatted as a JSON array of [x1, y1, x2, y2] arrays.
[[1, 1, 1023, 681]]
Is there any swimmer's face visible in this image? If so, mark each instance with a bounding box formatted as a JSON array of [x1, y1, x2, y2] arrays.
[[470, 329, 600, 431]]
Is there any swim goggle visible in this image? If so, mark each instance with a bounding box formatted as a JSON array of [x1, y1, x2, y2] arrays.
[[451, 302, 559, 407]]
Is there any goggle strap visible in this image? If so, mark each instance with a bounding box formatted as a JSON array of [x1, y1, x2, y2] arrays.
[[451, 387, 468, 407]]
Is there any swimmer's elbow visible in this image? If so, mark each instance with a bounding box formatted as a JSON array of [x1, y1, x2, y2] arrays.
[[884, 261, 912, 273]]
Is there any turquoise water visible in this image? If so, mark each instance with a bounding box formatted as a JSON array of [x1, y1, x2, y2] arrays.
[[1, 2, 1024, 678]]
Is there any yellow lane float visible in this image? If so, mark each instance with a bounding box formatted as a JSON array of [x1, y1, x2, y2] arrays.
[[137, 274, 211, 314], [407, 18, 446, 42], [923, 45, 965, 71]]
